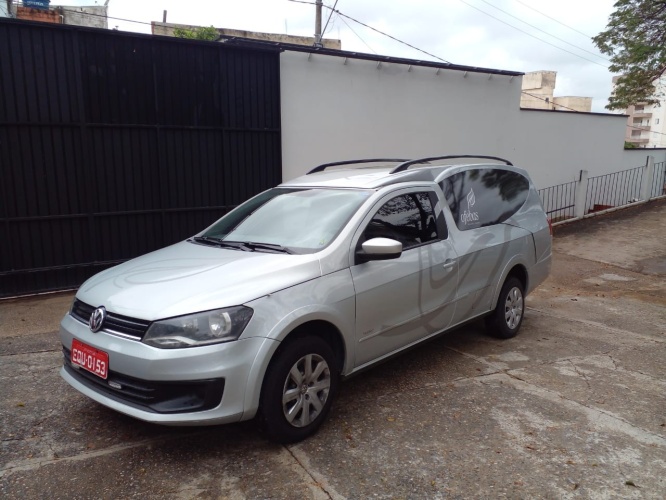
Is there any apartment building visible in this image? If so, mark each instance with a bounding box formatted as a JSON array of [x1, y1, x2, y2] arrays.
[[614, 74, 666, 148]]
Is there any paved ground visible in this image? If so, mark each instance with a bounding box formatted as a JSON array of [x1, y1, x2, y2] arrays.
[[1, 199, 664, 499]]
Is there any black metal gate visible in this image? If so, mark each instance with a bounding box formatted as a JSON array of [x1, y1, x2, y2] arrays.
[[0, 19, 282, 298]]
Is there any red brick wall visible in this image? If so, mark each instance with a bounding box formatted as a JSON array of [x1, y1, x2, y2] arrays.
[[16, 6, 62, 24]]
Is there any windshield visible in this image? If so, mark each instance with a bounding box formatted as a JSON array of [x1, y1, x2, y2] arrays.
[[201, 188, 371, 254]]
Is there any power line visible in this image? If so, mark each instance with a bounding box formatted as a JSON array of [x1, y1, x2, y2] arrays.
[[476, 0, 608, 62], [287, 0, 451, 63], [456, 0, 608, 68], [56, 7, 154, 28], [321, 0, 339, 37], [520, 91, 583, 112], [334, 8, 451, 63], [512, 0, 594, 39], [335, 12, 377, 54]]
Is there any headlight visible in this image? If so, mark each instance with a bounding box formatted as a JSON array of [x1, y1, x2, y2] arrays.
[[143, 306, 253, 349]]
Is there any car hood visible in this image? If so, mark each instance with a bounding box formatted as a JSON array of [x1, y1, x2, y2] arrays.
[[77, 241, 322, 320]]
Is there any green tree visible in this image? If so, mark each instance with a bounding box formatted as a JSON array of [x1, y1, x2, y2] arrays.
[[593, 0, 666, 110], [624, 141, 637, 149], [173, 26, 219, 41]]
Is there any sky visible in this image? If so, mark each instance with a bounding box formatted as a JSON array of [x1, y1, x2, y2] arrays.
[[53, 0, 619, 112]]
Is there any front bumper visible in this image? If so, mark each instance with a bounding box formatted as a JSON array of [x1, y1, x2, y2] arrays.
[[59, 313, 277, 425], [62, 347, 225, 413]]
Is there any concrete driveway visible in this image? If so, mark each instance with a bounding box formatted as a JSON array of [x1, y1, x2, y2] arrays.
[[1, 199, 664, 499]]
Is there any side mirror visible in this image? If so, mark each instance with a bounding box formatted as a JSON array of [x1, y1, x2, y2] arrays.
[[357, 237, 403, 262]]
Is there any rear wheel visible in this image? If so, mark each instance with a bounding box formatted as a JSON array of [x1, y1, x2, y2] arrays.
[[485, 277, 525, 339], [259, 336, 339, 443]]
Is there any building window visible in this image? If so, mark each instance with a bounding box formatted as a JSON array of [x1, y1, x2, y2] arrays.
[[657, 119, 661, 125], [631, 130, 641, 137]]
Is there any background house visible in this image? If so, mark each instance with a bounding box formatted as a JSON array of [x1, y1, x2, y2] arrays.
[[9, 0, 109, 28], [520, 70, 592, 112]]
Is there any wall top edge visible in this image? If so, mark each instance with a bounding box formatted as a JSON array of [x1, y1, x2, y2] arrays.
[[221, 36, 524, 77], [519, 107, 629, 118]]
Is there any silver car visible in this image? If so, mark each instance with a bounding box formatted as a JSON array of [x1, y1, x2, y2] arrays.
[[59, 155, 552, 442]]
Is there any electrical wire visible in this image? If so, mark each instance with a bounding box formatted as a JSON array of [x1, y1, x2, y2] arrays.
[[335, 12, 377, 54], [476, 0, 608, 62], [456, 0, 607, 68], [54, 7, 155, 28], [512, 0, 594, 39], [321, 0, 339, 37], [521, 90, 587, 112], [334, 9, 451, 63], [287, 0, 451, 63]]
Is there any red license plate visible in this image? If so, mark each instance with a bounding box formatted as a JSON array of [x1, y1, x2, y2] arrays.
[[71, 339, 109, 380]]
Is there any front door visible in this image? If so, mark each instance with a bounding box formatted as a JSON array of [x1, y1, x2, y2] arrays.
[[351, 190, 458, 368]]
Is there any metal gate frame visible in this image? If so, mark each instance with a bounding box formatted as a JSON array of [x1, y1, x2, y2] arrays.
[[0, 19, 282, 298]]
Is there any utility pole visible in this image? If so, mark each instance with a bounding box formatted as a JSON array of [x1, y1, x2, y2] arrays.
[[314, 0, 322, 47]]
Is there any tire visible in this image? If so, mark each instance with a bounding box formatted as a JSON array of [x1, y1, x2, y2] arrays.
[[259, 336, 339, 443], [485, 277, 525, 339]]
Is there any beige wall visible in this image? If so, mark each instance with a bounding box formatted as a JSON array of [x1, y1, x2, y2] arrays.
[[522, 71, 556, 92], [552, 96, 592, 112], [520, 70, 591, 112]]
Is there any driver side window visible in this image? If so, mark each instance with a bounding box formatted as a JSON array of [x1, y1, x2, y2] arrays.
[[361, 192, 439, 251]]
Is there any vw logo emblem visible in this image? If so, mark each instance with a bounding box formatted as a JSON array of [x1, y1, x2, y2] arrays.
[[89, 306, 107, 333]]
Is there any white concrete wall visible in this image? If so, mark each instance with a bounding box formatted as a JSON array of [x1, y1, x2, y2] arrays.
[[0, 0, 10, 18], [280, 51, 523, 181], [621, 148, 666, 169], [513, 109, 628, 187], [280, 50, 635, 190]]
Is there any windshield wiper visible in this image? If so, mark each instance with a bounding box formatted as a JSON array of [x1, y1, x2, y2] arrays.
[[191, 237, 293, 254], [191, 236, 252, 251], [191, 236, 220, 246], [243, 242, 295, 254]]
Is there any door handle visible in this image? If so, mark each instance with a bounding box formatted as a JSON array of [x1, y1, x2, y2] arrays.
[[442, 259, 456, 270]]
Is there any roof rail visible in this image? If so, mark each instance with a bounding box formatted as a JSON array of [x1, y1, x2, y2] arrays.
[[307, 158, 410, 175], [390, 155, 513, 173]]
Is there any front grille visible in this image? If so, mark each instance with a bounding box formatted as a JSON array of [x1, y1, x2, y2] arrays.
[[71, 299, 151, 341], [63, 348, 224, 414]]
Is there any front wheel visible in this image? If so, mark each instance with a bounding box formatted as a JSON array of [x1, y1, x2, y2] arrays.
[[259, 336, 339, 443], [485, 277, 525, 339]]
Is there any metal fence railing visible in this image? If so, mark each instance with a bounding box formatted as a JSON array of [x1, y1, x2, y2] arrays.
[[650, 161, 666, 198], [538, 181, 577, 221], [585, 166, 644, 214]]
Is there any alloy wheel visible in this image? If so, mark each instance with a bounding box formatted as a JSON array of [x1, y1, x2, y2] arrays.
[[504, 286, 523, 330], [282, 353, 331, 428]]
